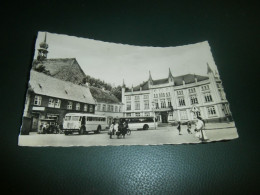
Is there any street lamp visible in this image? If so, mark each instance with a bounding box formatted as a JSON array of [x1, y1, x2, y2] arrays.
[[152, 100, 157, 129]]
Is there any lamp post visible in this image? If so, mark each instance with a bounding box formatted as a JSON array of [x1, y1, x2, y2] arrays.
[[152, 100, 157, 129]]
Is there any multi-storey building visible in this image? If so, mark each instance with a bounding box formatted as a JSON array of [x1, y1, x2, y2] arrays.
[[122, 65, 232, 123], [89, 86, 123, 126], [21, 70, 96, 133]]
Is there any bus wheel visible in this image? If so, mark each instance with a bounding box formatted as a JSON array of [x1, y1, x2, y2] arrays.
[[95, 126, 101, 134], [143, 124, 149, 130], [79, 126, 85, 135]]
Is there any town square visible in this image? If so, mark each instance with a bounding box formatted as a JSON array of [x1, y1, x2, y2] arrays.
[[19, 32, 238, 146]]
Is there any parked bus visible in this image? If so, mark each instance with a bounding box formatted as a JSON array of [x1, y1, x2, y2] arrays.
[[119, 116, 157, 130], [63, 113, 107, 135]]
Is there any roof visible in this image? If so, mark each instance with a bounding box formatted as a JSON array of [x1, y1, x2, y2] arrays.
[[174, 74, 208, 85], [32, 58, 87, 84], [126, 74, 209, 92], [29, 70, 95, 104], [89, 86, 122, 104]]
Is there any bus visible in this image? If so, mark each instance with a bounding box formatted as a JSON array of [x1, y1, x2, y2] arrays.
[[63, 113, 107, 135], [119, 116, 157, 130]]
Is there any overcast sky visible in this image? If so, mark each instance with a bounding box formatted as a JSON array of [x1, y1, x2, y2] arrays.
[[34, 32, 219, 87]]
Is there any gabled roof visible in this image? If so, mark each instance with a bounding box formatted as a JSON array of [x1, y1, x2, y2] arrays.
[[126, 74, 209, 92], [29, 70, 95, 104], [32, 58, 87, 84], [174, 74, 208, 86], [89, 86, 122, 104]]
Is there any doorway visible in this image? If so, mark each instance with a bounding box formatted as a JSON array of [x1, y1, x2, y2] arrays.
[[161, 112, 168, 123]]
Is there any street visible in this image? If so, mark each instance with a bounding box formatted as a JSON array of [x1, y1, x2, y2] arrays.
[[18, 122, 238, 147]]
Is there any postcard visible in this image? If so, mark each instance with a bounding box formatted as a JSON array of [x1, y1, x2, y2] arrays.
[[18, 32, 238, 146]]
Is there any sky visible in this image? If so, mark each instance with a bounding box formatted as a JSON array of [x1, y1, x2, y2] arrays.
[[34, 32, 219, 87]]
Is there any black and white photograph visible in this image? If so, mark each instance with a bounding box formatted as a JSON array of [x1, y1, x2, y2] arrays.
[[18, 31, 238, 146]]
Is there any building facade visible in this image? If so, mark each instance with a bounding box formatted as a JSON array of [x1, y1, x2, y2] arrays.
[[122, 65, 232, 123], [89, 86, 123, 126], [21, 71, 96, 133]]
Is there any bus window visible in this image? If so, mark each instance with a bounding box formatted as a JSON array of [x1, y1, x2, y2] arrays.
[[65, 116, 71, 121], [87, 117, 92, 121], [71, 116, 80, 121]]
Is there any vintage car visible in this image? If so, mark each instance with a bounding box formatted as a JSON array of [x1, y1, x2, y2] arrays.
[[39, 119, 60, 134]]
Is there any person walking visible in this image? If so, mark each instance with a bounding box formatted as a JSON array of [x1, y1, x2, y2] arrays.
[[177, 121, 182, 135], [195, 117, 208, 141], [187, 121, 192, 134], [109, 122, 115, 139]]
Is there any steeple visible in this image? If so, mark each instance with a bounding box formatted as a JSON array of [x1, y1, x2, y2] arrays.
[[168, 68, 173, 78], [122, 79, 126, 88], [168, 68, 174, 83], [37, 32, 49, 61], [207, 63, 213, 74], [148, 70, 153, 86]]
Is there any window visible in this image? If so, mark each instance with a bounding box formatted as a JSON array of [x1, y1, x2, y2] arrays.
[[201, 85, 210, 91], [34, 95, 42, 106], [207, 106, 217, 116], [153, 94, 158, 98], [84, 104, 88, 112], [204, 93, 213, 103], [135, 113, 141, 117], [111, 105, 114, 112], [135, 96, 140, 101], [48, 98, 55, 107], [190, 95, 198, 105], [76, 103, 80, 110], [180, 110, 188, 120], [144, 112, 150, 116], [154, 99, 159, 109], [218, 89, 226, 100], [160, 99, 166, 108], [126, 113, 131, 117], [144, 100, 149, 110], [144, 95, 149, 99], [54, 99, 61, 108], [178, 97, 185, 106], [166, 92, 171, 97], [102, 104, 106, 111], [97, 104, 101, 111], [115, 106, 118, 112], [177, 90, 183, 96], [167, 99, 172, 108], [188, 88, 196, 93], [135, 102, 140, 110], [67, 101, 73, 110], [119, 106, 121, 112], [126, 96, 131, 101], [126, 102, 131, 110], [89, 105, 94, 112]]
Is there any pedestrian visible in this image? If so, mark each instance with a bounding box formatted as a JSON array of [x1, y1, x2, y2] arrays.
[[177, 121, 182, 135], [114, 122, 119, 138], [194, 117, 208, 141], [109, 121, 115, 139], [187, 121, 192, 134]]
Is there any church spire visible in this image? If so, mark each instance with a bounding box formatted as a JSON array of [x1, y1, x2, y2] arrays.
[[148, 70, 153, 81], [148, 70, 153, 85], [207, 63, 213, 74], [37, 32, 49, 61], [168, 68, 173, 78], [122, 79, 126, 88]]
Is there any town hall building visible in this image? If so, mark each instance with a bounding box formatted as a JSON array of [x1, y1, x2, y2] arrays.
[[121, 65, 232, 123]]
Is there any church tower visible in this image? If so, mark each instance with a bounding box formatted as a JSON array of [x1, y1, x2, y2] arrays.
[[148, 70, 153, 86], [37, 32, 48, 61]]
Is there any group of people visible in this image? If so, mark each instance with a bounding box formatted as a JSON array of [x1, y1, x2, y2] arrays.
[[109, 120, 129, 139], [177, 117, 208, 141]]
